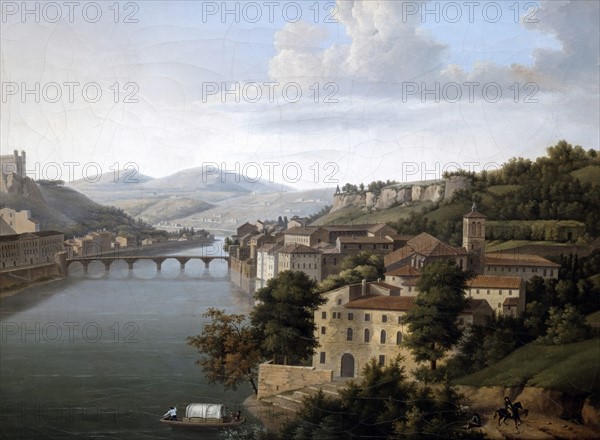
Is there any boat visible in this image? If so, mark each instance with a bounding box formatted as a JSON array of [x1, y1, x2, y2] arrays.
[[159, 403, 246, 430]]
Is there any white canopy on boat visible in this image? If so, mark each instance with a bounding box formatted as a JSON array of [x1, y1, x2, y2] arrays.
[[185, 403, 224, 420]]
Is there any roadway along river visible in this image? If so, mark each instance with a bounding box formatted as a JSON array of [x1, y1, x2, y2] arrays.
[[0, 241, 256, 439]]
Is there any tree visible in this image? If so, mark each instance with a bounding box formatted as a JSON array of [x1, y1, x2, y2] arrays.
[[187, 308, 261, 394], [537, 304, 590, 345], [318, 252, 384, 292], [251, 271, 325, 365], [402, 260, 472, 370]]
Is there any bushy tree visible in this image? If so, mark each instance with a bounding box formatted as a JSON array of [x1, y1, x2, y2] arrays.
[[537, 304, 591, 345], [402, 260, 472, 370], [251, 271, 324, 365], [187, 308, 261, 394]]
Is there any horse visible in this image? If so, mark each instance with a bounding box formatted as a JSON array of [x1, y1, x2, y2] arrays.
[[493, 401, 529, 428]]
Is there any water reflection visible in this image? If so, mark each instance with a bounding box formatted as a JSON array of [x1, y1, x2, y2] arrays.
[[0, 244, 256, 439]]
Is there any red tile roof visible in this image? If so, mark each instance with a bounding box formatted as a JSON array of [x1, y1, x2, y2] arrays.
[[386, 265, 421, 277], [485, 252, 560, 268], [345, 295, 416, 311], [468, 275, 523, 289]]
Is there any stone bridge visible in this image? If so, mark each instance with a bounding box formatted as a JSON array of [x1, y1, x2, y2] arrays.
[[66, 255, 230, 273]]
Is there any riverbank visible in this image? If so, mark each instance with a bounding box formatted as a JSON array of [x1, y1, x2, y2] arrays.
[[0, 275, 64, 298], [242, 394, 294, 432]]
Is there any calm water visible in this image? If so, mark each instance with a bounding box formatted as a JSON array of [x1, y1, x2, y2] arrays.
[[0, 242, 257, 439]]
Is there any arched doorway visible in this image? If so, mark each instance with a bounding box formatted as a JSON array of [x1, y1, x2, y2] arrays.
[[340, 353, 355, 377]]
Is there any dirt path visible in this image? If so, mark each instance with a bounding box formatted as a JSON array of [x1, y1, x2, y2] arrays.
[[476, 412, 598, 439]]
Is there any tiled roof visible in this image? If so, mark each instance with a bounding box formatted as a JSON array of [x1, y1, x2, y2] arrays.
[[463, 210, 486, 219], [503, 297, 520, 306], [279, 243, 320, 254], [463, 298, 492, 313], [284, 227, 319, 235], [384, 232, 466, 266], [257, 243, 282, 253], [345, 295, 416, 311], [337, 236, 392, 244], [468, 275, 523, 289], [386, 265, 420, 277], [485, 252, 560, 268]]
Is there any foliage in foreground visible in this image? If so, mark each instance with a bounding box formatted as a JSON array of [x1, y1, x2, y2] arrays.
[[225, 357, 486, 440]]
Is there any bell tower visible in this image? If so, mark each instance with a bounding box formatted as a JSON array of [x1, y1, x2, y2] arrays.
[[463, 203, 486, 273]]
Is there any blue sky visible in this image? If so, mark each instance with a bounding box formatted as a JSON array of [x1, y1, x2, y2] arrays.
[[1, 1, 597, 188]]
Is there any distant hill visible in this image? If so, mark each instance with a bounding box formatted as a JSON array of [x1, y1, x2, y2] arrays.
[[67, 166, 329, 232], [1, 174, 158, 238]]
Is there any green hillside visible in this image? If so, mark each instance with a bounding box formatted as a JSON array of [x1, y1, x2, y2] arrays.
[[454, 338, 600, 395], [317, 141, 599, 245]]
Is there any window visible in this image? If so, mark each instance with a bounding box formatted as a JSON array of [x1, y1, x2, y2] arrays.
[[382, 314, 388, 323], [396, 331, 402, 345], [499, 289, 502, 295], [348, 313, 354, 321], [378, 355, 385, 366], [498, 303, 501, 309], [487, 289, 490, 295], [364, 329, 370, 342], [365, 313, 371, 322], [321, 326, 326, 335], [321, 311, 327, 319], [543, 269, 547, 276], [397, 316, 402, 324], [346, 328, 353, 341], [337, 298, 342, 305], [380, 330, 387, 344], [508, 290, 512, 296], [333, 312, 342, 319], [319, 352, 326, 364]]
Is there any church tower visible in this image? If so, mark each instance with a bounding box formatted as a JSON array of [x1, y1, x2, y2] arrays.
[[463, 203, 486, 274]]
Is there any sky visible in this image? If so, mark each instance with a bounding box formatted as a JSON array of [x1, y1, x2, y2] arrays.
[[1, 0, 598, 189]]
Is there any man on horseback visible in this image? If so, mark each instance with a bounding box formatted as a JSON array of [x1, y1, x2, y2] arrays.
[[504, 397, 514, 418]]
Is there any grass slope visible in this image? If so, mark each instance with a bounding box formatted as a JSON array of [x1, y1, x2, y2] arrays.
[[454, 338, 600, 395]]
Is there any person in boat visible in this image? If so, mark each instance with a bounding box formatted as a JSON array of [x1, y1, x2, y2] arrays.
[[163, 406, 177, 421]]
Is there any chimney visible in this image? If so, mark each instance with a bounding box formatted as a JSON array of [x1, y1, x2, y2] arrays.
[[361, 279, 366, 296]]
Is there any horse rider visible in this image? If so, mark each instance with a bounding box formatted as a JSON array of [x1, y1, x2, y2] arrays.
[[504, 397, 514, 417]]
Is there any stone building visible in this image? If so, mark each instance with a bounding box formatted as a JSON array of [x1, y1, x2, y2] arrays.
[[0, 208, 39, 235], [484, 252, 560, 281], [277, 243, 321, 282], [0, 231, 64, 269], [256, 243, 282, 289], [313, 281, 492, 378]]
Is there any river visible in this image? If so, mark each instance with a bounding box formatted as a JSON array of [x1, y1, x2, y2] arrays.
[[0, 241, 257, 439]]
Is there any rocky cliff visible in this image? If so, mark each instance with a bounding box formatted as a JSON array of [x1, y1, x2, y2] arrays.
[[331, 176, 470, 213]]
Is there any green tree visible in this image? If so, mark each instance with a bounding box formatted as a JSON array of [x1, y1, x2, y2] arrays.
[[537, 304, 591, 345], [402, 260, 472, 370], [187, 308, 261, 394], [251, 271, 325, 365], [318, 252, 384, 292]]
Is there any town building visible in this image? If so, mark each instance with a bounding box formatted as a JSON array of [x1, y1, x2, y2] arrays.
[[0, 231, 64, 269], [278, 243, 321, 282], [256, 243, 282, 289], [313, 281, 493, 378], [0, 208, 39, 234]]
